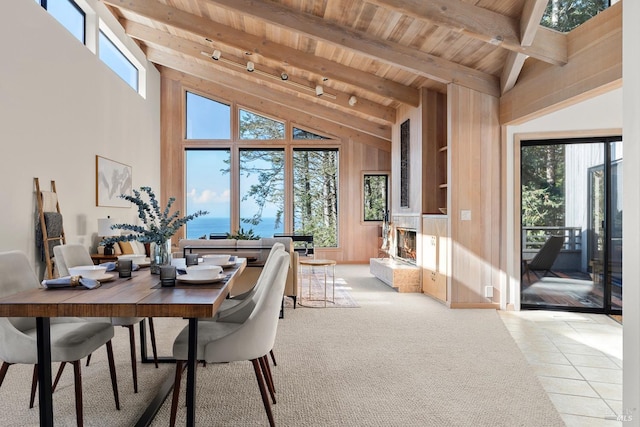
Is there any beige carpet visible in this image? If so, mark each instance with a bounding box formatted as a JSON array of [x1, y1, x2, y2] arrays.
[[0, 265, 564, 426]]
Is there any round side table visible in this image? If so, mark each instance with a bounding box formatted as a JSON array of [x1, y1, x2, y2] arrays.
[[299, 259, 337, 307]]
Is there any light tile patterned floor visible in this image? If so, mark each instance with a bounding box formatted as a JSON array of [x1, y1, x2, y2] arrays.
[[499, 311, 623, 426]]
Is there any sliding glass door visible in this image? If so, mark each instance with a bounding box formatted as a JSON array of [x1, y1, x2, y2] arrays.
[[520, 137, 622, 314]]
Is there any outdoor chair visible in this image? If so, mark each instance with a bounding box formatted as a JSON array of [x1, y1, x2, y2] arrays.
[[522, 235, 565, 283]]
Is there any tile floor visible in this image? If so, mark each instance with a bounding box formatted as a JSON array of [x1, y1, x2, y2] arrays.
[[499, 310, 624, 426]]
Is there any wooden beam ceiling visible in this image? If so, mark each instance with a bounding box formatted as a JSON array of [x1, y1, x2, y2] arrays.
[[366, 0, 567, 66], [125, 22, 396, 124], [501, 0, 548, 94], [103, 0, 420, 107], [146, 48, 392, 140], [204, 0, 500, 97]]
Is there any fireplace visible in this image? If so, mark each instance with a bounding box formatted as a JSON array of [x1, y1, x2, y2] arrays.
[[396, 228, 417, 264]]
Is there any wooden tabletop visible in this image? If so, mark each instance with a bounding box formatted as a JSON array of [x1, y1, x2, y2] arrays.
[[0, 259, 247, 319]]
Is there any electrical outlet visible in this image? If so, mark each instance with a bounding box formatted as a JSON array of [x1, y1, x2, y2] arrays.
[[484, 286, 493, 298]]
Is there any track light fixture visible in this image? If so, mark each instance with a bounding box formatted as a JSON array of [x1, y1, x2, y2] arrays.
[[315, 85, 323, 96], [211, 50, 221, 60], [281, 72, 289, 81], [348, 95, 358, 106], [247, 61, 254, 72]]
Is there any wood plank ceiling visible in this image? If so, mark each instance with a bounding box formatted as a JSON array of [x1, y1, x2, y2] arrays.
[[102, 0, 564, 140]]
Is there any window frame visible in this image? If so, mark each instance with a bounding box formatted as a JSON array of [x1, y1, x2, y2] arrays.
[[362, 172, 390, 223], [39, 0, 86, 44], [98, 23, 141, 93]]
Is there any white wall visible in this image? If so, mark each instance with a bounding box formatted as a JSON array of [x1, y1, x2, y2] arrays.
[[0, 0, 161, 278], [623, 0, 640, 419]]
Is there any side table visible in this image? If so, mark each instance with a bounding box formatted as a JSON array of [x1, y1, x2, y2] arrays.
[[90, 253, 118, 264], [299, 259, 336, 307]]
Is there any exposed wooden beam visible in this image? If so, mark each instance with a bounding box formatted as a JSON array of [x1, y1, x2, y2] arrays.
[[500, 0, 547, 94], [146, 48, 392, 140], [520, 0, 549, 46], [125, 22, 396, 124], [500, 2, 621, 124], [366, 0, 567, 66], [204, 0, 500, 97], [500, 52, 527, 94], [102, 0, 419, 107]]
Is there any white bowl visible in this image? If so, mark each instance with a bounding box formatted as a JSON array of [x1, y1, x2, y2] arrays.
[[117, 254, 146, 265], [185, 265, 222, 280], [202, 254, 231, 265], [68, 265, 107, 280]]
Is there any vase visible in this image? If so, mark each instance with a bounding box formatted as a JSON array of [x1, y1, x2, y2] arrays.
[[150, 239, 171, 274]]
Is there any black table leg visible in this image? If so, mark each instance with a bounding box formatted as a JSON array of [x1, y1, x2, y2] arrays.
[[36, 317, 53, 427], [140, 319, 176, 364], [186, 318, 198, 427]]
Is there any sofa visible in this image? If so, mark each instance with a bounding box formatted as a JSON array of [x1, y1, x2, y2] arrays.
[[177, 237, 298, 305]]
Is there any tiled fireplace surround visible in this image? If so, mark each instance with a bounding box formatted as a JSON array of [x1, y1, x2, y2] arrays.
[[369, 215, 421, 293]]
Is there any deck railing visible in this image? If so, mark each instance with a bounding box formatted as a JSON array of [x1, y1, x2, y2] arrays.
[[522, 226, 582, 251]]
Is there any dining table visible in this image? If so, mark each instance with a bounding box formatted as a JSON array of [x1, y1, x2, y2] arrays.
[[0, 258, 247, 427]]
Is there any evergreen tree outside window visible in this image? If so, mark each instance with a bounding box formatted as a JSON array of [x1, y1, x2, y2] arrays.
[[239, 110, 285, 140], [540, 0, 610, 32], [363, 174, 388, 221], [239, 149, 285, 236], [293, 127, 329, 140], [293, 149, 339, 247]]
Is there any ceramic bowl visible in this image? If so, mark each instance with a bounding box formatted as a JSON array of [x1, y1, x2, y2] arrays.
[[185, 265, 223, 280], [117, 254, 146, 265], [68, 265, 107, 280], [202, 254, 231, 265]]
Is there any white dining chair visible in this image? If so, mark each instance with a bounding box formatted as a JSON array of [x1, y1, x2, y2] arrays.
[[169, 250, 290, 427], [201, 242, 285, 367], [53, 244, 158, 393], [0, 250, 120, 426]]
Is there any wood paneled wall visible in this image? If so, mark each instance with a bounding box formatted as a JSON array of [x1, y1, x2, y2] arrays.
[[448, 84, 501, 307], [160, 70, 390, 262]]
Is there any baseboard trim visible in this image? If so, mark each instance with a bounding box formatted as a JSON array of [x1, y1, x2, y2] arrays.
[[449, 302, 500, 309]]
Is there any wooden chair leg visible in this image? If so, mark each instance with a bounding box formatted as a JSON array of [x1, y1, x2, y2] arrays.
[[269, 349, 277, 366], [124, 325, 138, 393], [52, 362, 67, 392], [30, 364, 38, 409], [170, 361, 184, 427], [259, 355, 276, 404], [0, 362, 11, 389], [0, 362, 10, 388], [106, 340, 120, 410], [251, 359, 275, 427], [72, 361, 83, 427], [148, 318, 159, 369]]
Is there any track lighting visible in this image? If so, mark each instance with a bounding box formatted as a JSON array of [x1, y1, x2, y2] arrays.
[[247, 61, 254, 72], [315, 85, 323, 96], [211, 50, 221, 60], [281, 72, 289, 81], [349, 95, 358, 106]]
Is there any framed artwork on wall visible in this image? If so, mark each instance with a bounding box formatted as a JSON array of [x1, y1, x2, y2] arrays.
[[96, 155, 132, 207]]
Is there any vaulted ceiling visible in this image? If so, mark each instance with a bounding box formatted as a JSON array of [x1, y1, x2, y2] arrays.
[[102, 0, 565, 140]]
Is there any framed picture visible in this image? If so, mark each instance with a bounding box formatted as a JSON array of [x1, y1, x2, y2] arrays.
[[96, 155, 132, 207]]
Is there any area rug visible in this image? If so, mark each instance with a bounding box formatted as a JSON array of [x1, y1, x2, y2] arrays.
[[296, 270, 359, 308]]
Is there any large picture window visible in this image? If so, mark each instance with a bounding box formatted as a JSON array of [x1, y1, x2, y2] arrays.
[[239, 149, 285, 237], [185, 149, 231, 239], [293, 149, 339, 247]]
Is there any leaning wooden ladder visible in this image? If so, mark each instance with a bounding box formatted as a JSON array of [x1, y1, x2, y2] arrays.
[[34, 178, 66, 279]]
